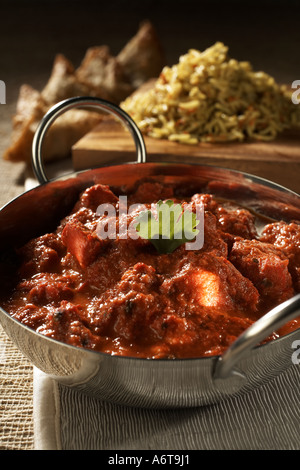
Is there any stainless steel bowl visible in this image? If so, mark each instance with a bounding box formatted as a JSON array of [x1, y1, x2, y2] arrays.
[[0, 97, 300, 409]]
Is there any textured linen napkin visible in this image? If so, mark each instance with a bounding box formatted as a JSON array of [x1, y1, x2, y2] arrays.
[[33, 363, 300, 451]]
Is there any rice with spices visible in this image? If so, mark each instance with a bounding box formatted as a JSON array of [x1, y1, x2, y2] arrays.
[[121, 42, 300, 144]]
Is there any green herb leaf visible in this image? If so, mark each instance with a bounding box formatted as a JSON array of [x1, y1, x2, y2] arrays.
[[134, 200, 199, 254]]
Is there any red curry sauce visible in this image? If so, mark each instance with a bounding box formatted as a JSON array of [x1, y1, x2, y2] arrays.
[[1, 179, 300, 358]]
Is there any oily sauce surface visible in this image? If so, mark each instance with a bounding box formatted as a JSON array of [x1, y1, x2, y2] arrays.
[[1, 179, 300, 359]]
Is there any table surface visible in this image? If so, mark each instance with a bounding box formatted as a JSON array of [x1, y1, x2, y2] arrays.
[[0, 0, 299, 450]]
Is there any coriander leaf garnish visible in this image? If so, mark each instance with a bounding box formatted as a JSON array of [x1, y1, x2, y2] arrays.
[[133, 200, 200, 254]]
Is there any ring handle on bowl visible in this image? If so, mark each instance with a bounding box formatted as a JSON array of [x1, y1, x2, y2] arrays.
[[32, 96, 147, 185], [213, 293, 300, 388]]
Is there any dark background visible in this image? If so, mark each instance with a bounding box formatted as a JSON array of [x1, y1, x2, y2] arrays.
[[1, 0, 299, 104]]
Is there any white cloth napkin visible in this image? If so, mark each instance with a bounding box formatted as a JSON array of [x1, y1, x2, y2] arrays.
[[33, 364, 300, 451], [33, 368, 62, 450]]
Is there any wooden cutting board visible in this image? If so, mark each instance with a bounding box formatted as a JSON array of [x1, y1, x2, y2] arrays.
[[72, 117, 300, 193]]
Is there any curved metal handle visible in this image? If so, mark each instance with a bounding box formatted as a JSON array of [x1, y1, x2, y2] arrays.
[[213, 293, 300, 383], [32, 96, 147, 184]]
